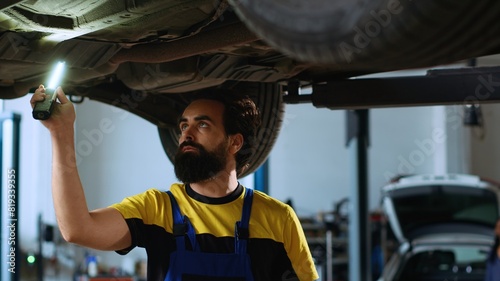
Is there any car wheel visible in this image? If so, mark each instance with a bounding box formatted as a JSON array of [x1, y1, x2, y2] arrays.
[[229, 0, 500, 69], [158, 82, 284, 179]]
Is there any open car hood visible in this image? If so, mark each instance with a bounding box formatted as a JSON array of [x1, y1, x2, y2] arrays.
[[382, 174, 500, 244]]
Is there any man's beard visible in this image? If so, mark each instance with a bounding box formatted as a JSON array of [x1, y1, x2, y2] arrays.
[[174, 139, 229, 183]]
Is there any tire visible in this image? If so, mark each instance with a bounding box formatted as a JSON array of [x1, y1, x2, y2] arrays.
[[229, 0, 500, 70], [158, 82, 284, 179]]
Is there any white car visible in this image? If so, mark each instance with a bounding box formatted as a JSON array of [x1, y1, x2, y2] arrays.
[[379, 174, 500, 281]]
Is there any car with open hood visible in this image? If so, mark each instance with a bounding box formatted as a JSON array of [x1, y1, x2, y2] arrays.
[[2, 1, 500, 175], [379, 174, 500, 281]]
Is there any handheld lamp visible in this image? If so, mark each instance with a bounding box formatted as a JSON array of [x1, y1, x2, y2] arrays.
[[32, 61, 66, 120]]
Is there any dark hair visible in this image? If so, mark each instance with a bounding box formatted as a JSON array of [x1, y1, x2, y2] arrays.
[[190, 88, 261, 176]]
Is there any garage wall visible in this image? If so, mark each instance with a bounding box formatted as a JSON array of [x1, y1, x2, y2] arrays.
[[267, 103, 461, 216], [468, 103, 500, 179], [73, 101, 173, 211], [468, 56, 500, 181]]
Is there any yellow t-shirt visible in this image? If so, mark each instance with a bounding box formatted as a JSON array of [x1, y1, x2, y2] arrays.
[[110, 183, 319, 281]]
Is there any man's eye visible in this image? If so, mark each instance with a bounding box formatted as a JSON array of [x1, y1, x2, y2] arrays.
[[180, 124, 188, 131], [199, 122, 208, 128]]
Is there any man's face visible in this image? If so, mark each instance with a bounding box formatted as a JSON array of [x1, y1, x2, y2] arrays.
[[174, 99, 230, 183]]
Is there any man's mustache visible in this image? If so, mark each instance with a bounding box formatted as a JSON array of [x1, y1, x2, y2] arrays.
[[179, 141, 204, 150]]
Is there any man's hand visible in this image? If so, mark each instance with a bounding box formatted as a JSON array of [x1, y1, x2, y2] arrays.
[[30, 84, 75, 132]]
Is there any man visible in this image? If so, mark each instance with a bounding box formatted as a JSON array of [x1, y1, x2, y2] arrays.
[[485, 218, 500, 281], [31, 85, 318, 281]]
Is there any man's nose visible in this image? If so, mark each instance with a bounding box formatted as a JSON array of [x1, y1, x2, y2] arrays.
[[180, 126, 194, 142]]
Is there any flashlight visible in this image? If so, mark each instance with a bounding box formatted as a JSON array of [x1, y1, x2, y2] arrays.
[[32, 61, 66, 120]]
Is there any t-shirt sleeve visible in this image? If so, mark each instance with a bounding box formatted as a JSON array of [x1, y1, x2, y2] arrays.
[[109, 188, 170, 254], [284, 206, 320, 281]]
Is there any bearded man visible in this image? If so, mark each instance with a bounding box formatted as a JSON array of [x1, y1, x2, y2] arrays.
[[31, 85, 318, 281]]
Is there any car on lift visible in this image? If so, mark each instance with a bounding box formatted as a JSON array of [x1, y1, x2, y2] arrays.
[[378, 174, 500, 281], [2, 1, 500, 175]]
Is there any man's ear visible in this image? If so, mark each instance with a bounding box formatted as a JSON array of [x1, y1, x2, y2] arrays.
[[229, 133, 244, 154]]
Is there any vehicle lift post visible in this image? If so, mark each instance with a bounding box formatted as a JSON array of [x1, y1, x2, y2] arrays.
[[346, 109, 371, 281]]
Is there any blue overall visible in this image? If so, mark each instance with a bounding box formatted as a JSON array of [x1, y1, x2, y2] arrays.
[[164, 188, 255, 281]]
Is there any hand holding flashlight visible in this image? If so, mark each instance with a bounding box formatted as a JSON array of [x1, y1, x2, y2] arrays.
[[32, 61, 66, 120]]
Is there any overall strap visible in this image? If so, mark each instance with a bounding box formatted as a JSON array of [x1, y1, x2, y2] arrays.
[[166, 191, 198, 251], [235, 188, 254, 254]]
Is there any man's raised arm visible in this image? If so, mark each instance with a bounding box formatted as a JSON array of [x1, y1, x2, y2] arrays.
[[31, 85, 131, 251]]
